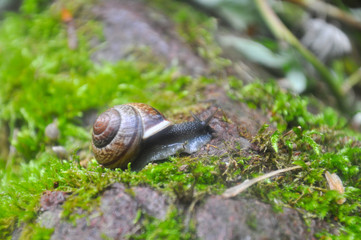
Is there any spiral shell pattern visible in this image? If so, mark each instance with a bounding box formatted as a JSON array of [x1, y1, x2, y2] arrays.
[[91, 103, 172, 169]]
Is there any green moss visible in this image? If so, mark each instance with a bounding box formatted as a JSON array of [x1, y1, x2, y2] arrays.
[[228, 80, 361, 239], [229, 80, 348, 131], [0, 153, 225, 238], [0, 0, 202, 164], [246, 215, 258, 231], [21, 0, 50, 14], [1, 0, 361, 239], [0, 0, 218, 238], [19, 223, 53, 240], [129, 207, 196, 240]]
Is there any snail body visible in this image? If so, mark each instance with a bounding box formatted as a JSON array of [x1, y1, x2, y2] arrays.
[[91, 103, 214, 170]]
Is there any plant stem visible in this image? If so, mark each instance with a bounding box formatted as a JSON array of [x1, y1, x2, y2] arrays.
[[343, 68, 361, 94], [284, 0, 361, 31], [254, 0, 348, 111]]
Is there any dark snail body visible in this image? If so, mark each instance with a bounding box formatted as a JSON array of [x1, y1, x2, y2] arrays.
[[92, 103, 214, 170], [146, 120, 212, 145], [133, 119, 213, 170]]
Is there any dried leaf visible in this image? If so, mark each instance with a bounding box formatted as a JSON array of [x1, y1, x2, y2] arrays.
[[325, 171, 346, 204]]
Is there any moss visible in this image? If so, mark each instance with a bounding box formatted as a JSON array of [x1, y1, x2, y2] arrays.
[[1, 0, 361, 239], [229, 80, 348, 131], [0, 0, 208, 164], [0, 0, 217, 238], [129, 207, 196, 240], [228, 80, 361, 239], [1, 153, 225, 237], [246, 214, 258, 231], [19, 223, 53, 240]]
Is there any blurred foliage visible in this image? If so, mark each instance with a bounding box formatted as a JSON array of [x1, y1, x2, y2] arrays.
[[148, 0, 231, 72], [192, 0, 262, 32], [193, 0, 361, 112]]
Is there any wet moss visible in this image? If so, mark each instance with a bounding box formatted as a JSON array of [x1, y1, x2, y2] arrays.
[[228, 80, 361, 239], [1, 0, 361, 239], [0, 0, 218, 238], [129, 207, 196, 240]]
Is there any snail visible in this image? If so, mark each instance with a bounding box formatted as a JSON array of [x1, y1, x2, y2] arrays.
[[91, 103, 215, 170]]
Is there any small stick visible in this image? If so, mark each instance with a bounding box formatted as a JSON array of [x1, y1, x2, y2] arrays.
[[222, 165, 302, 198], [343, 68, 361, 94]]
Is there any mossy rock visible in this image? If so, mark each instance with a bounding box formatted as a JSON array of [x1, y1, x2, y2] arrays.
[[1, 0, 361, 239]]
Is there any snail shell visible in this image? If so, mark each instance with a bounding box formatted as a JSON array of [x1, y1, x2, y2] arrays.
[[92, 103, 172, 169], [92, 103, 214, 170]]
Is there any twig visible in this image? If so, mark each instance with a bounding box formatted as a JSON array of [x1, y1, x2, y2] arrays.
[[284, 0, 361, 31], [222, 165, 302, 198], [254, 0, 348, 111], [343, 68, 361, 94]]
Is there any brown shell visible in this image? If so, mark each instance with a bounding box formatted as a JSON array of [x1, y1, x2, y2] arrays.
[[91, 103, 172, 169]]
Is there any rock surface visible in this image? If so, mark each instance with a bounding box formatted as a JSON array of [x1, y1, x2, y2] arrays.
[[38, 183, 169, 240], [196, 196, 332, 240], [92, 0, 206, 76], [35, 183, 333, 240]]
